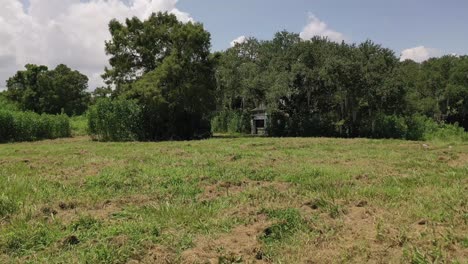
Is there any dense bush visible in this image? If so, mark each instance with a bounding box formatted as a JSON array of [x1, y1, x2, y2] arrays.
[[70, 115, 88, 136], [404, 115, 466, 141], [424, 123, 468, 142], [265, 111, 467, 141], [372, 114, 408, 139], [267, 110, 289, 137], [87, 98, 143, 142], [211, 110, 250, 134], [0, 110, 70, 143], [0, 95, 18, 111]]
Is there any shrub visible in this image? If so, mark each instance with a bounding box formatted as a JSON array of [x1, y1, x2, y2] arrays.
[[373, 114, 408, 139], [0, 110, 71, 143], [70, 115, 88, 136], [0, 96, 18, 111], [87, 98, 143, 142], [404, 115, 467, 142], [211, 110, 250, 134], [227, 111, 250, 134], [404, 114, 438, 141], [267, 110, 289, 137], [424, 122, 468, 142]]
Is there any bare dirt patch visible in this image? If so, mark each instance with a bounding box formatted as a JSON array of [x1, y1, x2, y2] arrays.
[[39, 194, 156, 224], [181, 214, 270, 264], [448, 153, 468, 168], [298, 201, 468, 263], [130, 246, 177, 264], [300, 203, 403, 263]]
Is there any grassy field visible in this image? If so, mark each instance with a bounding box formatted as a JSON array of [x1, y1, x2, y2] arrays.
[[0, 136, 467, 263]]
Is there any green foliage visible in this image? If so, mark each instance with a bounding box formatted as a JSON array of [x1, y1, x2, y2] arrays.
[[215, 33, 468, 139], [87, 98, 143, 142], [103, 12, 181, 89], [70, 115, 88, 136], [1, 223, 60, 256], [373, 114, 408, 139], [211, 110, 250, 134], [424, 123, 468, 142], [0, 196, 18, 218], [405, 115, 436, 141], [71, 216, 101, 232], [405, 114, 467, 141], [0, 110, 70, 143], [5, 64, 90, 115], [0, 95, 18, 111], [267, 110, 290, 137], [103, 12, 216, 141], [261, 208, 307, 243]]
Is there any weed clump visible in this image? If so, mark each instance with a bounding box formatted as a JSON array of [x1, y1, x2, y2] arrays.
[[260, 208, 307, 243], [0, 196, 18, 218]]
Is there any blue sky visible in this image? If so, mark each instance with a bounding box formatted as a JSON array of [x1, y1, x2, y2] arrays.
[[19, 0, 468, 54], [178, 0, 468, 55], [5, 0, 467, 89]]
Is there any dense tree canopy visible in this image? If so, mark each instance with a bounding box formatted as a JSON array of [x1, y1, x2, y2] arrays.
[[5, 64, 90, 116], [96, 12, 216, 141], [214, 32, 468, 137]]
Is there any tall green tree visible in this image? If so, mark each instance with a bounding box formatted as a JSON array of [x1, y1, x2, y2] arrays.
[[103, 12, 181, 94], [103, 12, 216, 140], [6, 64, 90, 115]]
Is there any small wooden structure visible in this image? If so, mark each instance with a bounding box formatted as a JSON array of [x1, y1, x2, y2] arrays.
[[251, 106, 268, 135]]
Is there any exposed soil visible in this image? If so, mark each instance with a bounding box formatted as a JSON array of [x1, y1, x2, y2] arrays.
[[131, 246, 177, 264], [448, 153, 468, 167], [181, 214, 270, 264], [298, 201, 468, 263], [301, 204, 403, 263], [39, 194, 156, 224]]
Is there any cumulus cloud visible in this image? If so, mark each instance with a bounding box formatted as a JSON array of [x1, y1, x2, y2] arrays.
[[300, 14, 345, 43], [230, 35, 247, 47], [0, 0, 193, 90], [400, 46, 441, 63]]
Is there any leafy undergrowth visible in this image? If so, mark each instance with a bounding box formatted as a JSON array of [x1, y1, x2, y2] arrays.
[[0, 136, 466, 263]]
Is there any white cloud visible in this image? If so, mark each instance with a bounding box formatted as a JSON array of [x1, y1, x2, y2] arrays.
[[230, 35, 247, 47], [300, 14, 345, 43], [0, 0, 193, 90], [400, 46, 441, 63]]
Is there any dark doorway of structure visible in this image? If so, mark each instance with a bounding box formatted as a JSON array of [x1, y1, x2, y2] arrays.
[[255, 119, 265, 135], [255, 120, 265, 129]]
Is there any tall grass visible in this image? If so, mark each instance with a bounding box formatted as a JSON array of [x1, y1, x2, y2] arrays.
[[70, 115, 88, 136], [211, 110, 250, 134], [0, 110, 71, 143], [87, 98, 143, 142]]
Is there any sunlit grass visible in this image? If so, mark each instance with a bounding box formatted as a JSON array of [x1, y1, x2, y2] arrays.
[[0, 136, 466, 263]]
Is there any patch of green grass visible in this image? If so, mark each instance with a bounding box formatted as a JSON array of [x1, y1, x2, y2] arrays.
[[1, 221, 62, 256], [0, 195, 18, 218], [261, 208, 308, 243], [0, 136, 466, 263]]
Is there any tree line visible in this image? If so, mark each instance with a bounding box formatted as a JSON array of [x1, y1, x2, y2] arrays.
[[1, 12, 467, 142], [214, 33, 468, 139]]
